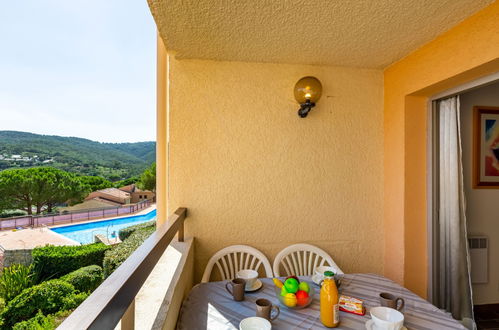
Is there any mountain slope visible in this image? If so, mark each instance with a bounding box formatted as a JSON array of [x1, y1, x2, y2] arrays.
[[0, 131, 156, 181]]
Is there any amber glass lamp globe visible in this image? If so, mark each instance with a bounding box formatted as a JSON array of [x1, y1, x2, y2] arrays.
[[294, 76, 322, 104]]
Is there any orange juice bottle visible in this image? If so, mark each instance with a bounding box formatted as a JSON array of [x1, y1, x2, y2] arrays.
[[320, 271, 339, 327]]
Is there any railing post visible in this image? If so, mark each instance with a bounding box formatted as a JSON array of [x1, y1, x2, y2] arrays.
[[120, 299, 135, 330], [177, 221, 184, 242]]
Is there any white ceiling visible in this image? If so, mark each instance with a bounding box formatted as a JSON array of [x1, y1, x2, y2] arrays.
[[147, 0, 494, 69]]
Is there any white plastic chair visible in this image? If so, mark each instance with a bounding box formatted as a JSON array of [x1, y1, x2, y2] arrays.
[[272, 243, 344, 277], [201, 245, 273, 282]]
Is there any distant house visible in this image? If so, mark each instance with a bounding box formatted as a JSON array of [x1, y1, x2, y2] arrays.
[[60, 185, 154, 213], [60, 198, 122, 212], [85, 188, 131, 205], [119, 184, 155, 203]]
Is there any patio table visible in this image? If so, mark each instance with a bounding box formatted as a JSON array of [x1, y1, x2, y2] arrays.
[[176, 273, 466, 329]]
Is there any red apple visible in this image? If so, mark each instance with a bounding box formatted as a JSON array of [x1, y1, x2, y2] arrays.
[[296, 290, 309, 306]]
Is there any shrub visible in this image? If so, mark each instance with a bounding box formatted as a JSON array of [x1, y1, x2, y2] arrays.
[[61, 291, 89, 311], [103, 226, 155, 277], [0, 210, 27, 218], [12, 310, 72, 330], [0, 280, 75, 328], [0, 264, 35, 302], [32, 243, 111, 281], [118, 220, 156, 241], [60, 265, 103, 292], [12, 311, 55, 330]]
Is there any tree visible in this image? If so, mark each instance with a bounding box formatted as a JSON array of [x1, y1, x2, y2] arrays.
[[0, 168, 36, 214], [0, 167, 88, 214], [113, 176, 139, 188], [137, 162, 156, 192], [79, 176, 113, 192], [40, 168, 89, 213], [0, 193, 12, 214]]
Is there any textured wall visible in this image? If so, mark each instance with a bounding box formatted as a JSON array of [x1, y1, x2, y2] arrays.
[[1, 249, 32, 268], [384, 1, 499, 297], [167, 58, 384, 283], [147, 0, 492, 68], [156, 35, 168, 225], [460, 82, 499, 305]]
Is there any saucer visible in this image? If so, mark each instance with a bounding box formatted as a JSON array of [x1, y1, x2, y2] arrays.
[[245, 279, 263, 292], [365, 319, 407, 330]]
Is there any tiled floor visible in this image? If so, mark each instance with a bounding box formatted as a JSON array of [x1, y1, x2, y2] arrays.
[[475, 304, 499, 330]]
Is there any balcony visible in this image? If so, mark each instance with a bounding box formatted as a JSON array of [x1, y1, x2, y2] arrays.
[[60, 1, 499, 329]]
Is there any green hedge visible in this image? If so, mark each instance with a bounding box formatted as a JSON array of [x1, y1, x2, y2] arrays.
[[12, 311, 56, 330], [118, 220, 156, 241], [61, 291, 89, 311], [0, 280, 75, 328], [103, 226, 155, 277], [60, 265, 103, 293], [32, 243, 111, 281], [0, 210, 27, 218], [12, 310, 72, 330]]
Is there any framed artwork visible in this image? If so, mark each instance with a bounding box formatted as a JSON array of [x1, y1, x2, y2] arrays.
[[473, 106, 499, 188]]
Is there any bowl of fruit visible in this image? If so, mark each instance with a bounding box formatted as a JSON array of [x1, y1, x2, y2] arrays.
[[272, 276, 314, 309]]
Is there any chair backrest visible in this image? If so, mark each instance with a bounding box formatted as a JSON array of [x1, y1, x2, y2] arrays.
[[273, 243, 344, 277], [201, 245, 273, 283]]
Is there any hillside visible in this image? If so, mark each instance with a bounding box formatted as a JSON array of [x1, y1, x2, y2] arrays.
[[0, 131, 155, 181]]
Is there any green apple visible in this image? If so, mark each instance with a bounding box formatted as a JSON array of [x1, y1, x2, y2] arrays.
[[280, 286, 289, 296], [298, 281, 310, 293], [284, 278, 299, 294]]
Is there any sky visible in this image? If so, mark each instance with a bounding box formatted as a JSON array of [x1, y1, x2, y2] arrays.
[[0, 0, 156, 143]]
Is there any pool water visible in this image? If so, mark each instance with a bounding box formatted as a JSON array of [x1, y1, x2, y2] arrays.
[[51, 209, 157, 244]]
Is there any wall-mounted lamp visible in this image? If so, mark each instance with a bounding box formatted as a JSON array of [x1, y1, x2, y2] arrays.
[[294, 76, 322, 118]]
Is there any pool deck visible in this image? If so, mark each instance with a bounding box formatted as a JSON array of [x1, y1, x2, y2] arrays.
[[0, 205, 156, 250], [0, 227, 79, 250]]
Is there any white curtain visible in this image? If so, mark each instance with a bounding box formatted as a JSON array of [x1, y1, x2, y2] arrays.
[[434, 96, 474, 328]]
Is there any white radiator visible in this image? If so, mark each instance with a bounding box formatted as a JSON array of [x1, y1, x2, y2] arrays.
[[468, 236, 488, 284]]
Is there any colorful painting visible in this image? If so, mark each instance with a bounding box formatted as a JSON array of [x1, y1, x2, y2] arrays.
[[473, 106, 499, 188]]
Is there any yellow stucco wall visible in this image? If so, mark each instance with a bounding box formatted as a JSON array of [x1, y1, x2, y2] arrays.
[[156, 35, 168, 225], [166, 58, 384, 283], [384, 2, 499, 297]]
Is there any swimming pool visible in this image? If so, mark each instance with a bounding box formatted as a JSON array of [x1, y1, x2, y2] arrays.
[[51, 209, 157, 244]]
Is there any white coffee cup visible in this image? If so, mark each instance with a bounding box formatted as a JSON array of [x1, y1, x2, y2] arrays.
[[239, 317, 271, 330], [370, 306, 404, 330], [236, 269, 258, 290]]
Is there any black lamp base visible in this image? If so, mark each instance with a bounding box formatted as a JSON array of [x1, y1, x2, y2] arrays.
[[298, 100, 316, 118]]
